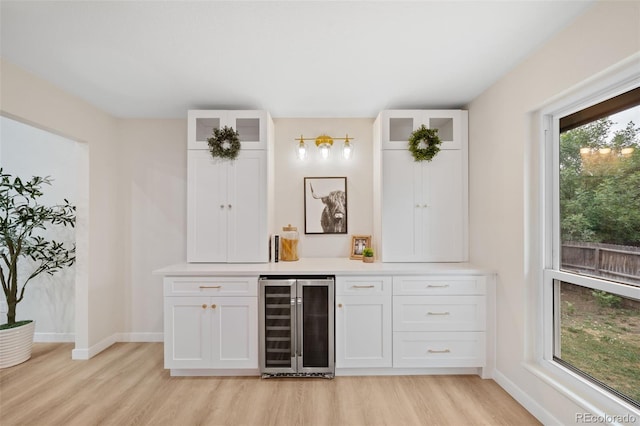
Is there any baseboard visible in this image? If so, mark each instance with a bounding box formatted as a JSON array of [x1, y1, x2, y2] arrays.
[[493, 368, 560, 425], [116, 332, 164, 342], [34, 332, 75, 343], [70, 332, 164, 359], [72, 333, 117, 360]]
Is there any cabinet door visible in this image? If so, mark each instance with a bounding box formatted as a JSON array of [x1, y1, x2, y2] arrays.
[[226, 150, 268, 262], [211, 297, 258, 369], [227, 110, 268, 150], [423, 150, 465, 261], [188, 110, 225, 150], [187, 151, 228, 262], [423, 110, 465, 150], [164, 297, 212, 369], [381, 150, 424, 262], [380, 110, 424, 149], [335, 295, 392, 368]]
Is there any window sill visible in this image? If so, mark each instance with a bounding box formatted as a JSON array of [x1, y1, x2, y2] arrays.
[[523, 358, 640, 422]]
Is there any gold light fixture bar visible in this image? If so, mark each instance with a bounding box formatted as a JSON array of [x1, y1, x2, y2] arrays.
[[295, 134, 354, 160]]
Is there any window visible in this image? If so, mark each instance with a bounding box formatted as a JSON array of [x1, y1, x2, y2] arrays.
[[546, 86, 640, 409]]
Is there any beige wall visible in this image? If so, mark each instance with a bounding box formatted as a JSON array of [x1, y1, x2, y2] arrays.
[[0, 58, 124, 355], [467, 1, 640, 423], [273, 118, 374, 257], [119, 119, 186, 336]]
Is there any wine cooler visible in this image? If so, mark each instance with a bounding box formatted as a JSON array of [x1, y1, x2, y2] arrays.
[[258, 276, 335, 378]]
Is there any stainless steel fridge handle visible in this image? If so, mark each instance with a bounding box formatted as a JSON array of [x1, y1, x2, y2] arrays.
[[291, 297, 297, 360], [297, 296, 302, 358]]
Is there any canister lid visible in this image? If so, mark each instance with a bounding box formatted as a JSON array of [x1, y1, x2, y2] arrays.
[[283, 224, 297, 231]]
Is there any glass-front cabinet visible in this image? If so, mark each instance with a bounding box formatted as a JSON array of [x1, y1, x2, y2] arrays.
[[379, 109, 464, 150], [188, 110, 268, 150]]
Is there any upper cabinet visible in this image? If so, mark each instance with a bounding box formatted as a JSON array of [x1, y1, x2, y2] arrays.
[[188, 110, 269, 150], [379, 110, 464, 150], [373, 109, 468, 263], [186, 110, 274, 263]]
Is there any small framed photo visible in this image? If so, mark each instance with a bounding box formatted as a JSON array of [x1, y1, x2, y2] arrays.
[[350, 235, 371, 260], [304, 177, 347, 234]]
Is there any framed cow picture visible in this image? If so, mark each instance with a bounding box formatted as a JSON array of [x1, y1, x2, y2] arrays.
[[304, 177, 347, 234]]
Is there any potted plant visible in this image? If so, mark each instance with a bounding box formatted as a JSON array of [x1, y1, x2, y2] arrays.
[[0, 168, 76, 368], [362, 247, 374, 263]]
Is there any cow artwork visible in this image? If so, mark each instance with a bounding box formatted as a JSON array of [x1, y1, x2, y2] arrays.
[[304, 177, 348, 234]]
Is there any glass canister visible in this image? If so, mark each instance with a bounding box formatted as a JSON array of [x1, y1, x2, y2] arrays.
[[280, 224, 299, 261]]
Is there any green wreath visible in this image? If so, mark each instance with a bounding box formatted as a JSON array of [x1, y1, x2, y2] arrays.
[[408, 124, 442, 162], [208, 126, 241, 160]]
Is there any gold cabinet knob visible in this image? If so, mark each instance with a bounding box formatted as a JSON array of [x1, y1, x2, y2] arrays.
[[211, 304, 217, 309], [337, 303, 343, 308], [201, 304, 207, 309]]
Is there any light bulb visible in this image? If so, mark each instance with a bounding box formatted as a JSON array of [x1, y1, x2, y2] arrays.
[[320, 144, 330, 159], [296, 139, 307, 160], [343, 140, 352, 160]]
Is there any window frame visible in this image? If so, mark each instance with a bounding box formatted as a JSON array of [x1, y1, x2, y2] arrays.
[[538, 65, 640, 417]]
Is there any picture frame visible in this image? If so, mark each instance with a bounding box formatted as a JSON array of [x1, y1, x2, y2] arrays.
[[350, 235, 371, 260], [304, 177, 347, 234]]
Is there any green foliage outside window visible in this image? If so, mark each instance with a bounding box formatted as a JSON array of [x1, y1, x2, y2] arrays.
[[560, 118, 640, 245]]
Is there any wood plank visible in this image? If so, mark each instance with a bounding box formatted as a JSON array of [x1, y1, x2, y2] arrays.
[[0, 343, 540, 425]]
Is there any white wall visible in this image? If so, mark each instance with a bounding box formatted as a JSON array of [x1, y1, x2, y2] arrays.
[[467, 1, 640, 424], [0, 58, 124, 357], [0, 116, 77, 338]]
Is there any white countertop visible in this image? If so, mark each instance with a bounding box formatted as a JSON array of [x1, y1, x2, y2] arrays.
[[154, 258, 494, 276]]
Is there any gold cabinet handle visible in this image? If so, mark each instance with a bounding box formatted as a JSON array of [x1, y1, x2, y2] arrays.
[[199, 285, 222, 289], [426, 284, 449, 288], [352, 285, 375, 289], [428, 349, 451, 353], [211, 304, 217, 309], [201, 304, 207, 309], [427, 311, 450, 316]]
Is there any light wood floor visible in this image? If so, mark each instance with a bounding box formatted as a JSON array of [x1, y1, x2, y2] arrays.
[[0, 343, 540, 426]]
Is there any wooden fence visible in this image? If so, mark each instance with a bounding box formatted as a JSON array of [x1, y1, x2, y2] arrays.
[[562, 242, 640, 286]]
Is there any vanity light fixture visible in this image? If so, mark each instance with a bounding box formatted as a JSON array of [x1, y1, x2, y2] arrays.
[[295, 134, 354, 160]]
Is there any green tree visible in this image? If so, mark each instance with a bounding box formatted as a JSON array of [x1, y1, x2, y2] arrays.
[[0, 169, 76, 327], [560, 117, 640, 245]]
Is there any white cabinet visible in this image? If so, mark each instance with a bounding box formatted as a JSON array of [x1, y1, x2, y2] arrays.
[[187, 150, 268, 263], [186, 110, 273, 263], [381, 149, 465, 262], [374, 109, 468, 263], [392, 275, 486, 369], [378, 110, 465, 150], [163, 277, 258, 371], [335, 276, 392, 368], [188, 110, 269, 150]]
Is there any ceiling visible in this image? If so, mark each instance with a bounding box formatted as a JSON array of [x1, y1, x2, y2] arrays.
[[0, 1, 596, 119]]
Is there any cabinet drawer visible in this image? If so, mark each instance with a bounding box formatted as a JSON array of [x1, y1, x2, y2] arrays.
[[393, 296, 485, 332], [336, 276, 391, 296], [393, 275, 485, 296], [164, 276, 258, 297], [393, 331, 485, 368]]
